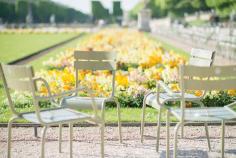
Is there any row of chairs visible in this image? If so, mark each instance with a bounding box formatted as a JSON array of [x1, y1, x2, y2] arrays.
[[1, 48, 236, 158]]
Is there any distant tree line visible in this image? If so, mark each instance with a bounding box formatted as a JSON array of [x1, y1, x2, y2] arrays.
[[0, 0, 89, 23], [91, 1, 123, 22], [130, 0, 236, 19]]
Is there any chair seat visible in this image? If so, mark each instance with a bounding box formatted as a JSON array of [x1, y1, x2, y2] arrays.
[[146, 92, 199, 109], [61, 96, 106, 110], [170, 107, 236, 122], [22, 108, 91, 124]]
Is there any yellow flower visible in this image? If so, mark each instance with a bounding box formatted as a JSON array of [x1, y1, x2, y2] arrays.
[[168, 59, 178, 68], [169, 83, 179, 92], [62, 69, 75, 84], [40, 86, 48, 95], [153, 73, 161, 80], [116, 73, 129, 87], [195, 90, 203, 97], [63, 84, 72, 91], [228, 90, 236, 96]]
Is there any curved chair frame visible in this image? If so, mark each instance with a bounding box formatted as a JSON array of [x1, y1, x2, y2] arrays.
[[141, 48, 215, 156], [0, 64, 104, 158]]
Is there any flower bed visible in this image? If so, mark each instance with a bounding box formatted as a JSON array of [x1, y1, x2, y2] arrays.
[[2, 28, 235, 109], [35, 28, 235, 108]]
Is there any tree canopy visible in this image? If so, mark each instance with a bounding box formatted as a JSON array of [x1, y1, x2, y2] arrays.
[[130, 0, 235, 19]]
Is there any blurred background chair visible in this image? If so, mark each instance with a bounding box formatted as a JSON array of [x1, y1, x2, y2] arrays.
[[141, 48, 215, 154], [168, 65, 236, 158], [0, 63, 104, 158], [59, 51, 122, 143]]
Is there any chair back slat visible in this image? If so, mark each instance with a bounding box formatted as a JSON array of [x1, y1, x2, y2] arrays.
[[6, 79, 33, 92], [1, 64, 34, 92], [74, 61, 116, 71], [2, 64, 33, 79], [183, 65, 236, 78], [184, 79, 236, 90], [190, 48, 214, 60], [74, 51, 117, 97], [74, 51, 116, 60], [180, 65, 236, 91], [189, 58, 212, 67], [189, 48, 215, 66]]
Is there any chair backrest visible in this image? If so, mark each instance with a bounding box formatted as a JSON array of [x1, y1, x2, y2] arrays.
[[179, 65, 236, 92], [189, 48, 215, 67], [74, 51, 117, 97], [0, 63, 36, 115]]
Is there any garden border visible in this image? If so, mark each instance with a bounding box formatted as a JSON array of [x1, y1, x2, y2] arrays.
[[8, 33, 86, 65]]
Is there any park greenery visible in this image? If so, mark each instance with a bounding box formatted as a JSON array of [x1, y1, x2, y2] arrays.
[[130, 0, 236, 19], [91, 1, 123, 23], [0, 0, 88, 23], [0, 28, 235, 124], [0, 31, 78, 63]]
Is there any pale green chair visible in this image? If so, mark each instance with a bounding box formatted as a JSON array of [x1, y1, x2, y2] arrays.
[[141, 48, 215, 156], [168, 65, 236, 158], [0, 64, 105, 158], [59, 51, 122, 144]]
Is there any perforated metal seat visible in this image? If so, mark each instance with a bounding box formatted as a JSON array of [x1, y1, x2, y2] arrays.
[[145, 92, 199, 108], [22, 108, 92, 124], [61, 96, 106, 110], [171, 107, 236, 122]]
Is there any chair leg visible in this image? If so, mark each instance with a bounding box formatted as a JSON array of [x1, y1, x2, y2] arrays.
[[115, 100, 122, 143], [180, 117, 184, 139], [69, 123, 73, 158], [204, 122, 211, 151], [141, 99, 146, 143], [174, 122, 182, 158], [100, 123, 105, 158], [41, 126, 47, 158], [34, 126, 38, 137], [221, 120, 225, 158], [59, 124, 62, 153], [156, 108, 162, 152], [166, 110, 170, 158], [7, 117, 18, 158]]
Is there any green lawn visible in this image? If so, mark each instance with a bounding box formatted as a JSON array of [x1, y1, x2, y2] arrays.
[[30, 33, 87, 70], [0, 33, 79, 63], [0, 106, 176, 123]]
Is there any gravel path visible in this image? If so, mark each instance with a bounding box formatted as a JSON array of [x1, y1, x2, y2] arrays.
[[1, 126, 236, 158]]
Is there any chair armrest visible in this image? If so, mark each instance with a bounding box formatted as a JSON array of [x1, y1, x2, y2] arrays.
[[157, 80, 176, 96], [226, 101, 236, 108], [34, 77, 93, 100], [34, 77, 99, 117]]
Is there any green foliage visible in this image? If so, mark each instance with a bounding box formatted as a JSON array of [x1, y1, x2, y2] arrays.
[[113, 1, 123, 17], [0, 0, 89, 23], [92, 1, 109, 20], [130, 0, 214, 19], [117, 91, 144, 108], [202, 91, 235, 107], [0, 2, 16, 22], [208, 0, 236, 18]]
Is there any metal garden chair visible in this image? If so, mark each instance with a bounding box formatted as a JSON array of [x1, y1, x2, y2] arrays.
[[59, 51, 122, 144], [141, 48, 215, 155], [168, 65, 236, 158], [0, 63, 105, 158]]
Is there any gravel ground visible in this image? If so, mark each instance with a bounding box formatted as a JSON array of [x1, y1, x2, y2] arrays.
[[1, 126, 236, 158]]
